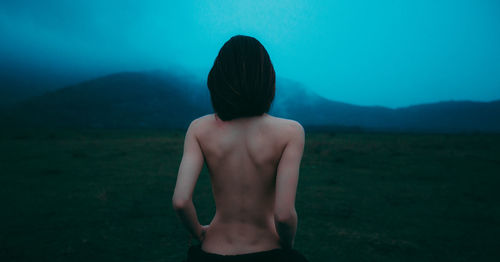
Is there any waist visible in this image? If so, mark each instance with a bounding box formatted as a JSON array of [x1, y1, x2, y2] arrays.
[[189, 245, 285, 260], [201, 217, 281, 255]]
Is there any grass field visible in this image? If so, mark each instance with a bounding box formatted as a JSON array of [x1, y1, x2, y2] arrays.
[[1, 129, 499, 261]]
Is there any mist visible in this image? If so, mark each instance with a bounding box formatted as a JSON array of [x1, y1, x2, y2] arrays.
[[1, 0, 500, 107]]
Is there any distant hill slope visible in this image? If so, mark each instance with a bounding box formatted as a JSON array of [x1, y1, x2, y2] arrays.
[[1, 71, 499, 132], [389, 100, 500, 132], [2, 71, 211, 128], [272, 80, 500, 132], [0, 66, 85, 107]]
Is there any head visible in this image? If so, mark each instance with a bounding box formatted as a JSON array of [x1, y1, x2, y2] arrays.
[[207, 35, 276, 121]]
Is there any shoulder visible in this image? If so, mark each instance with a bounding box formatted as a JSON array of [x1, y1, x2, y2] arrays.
[[188, 114, 217, 130], [265, 115, 304, 142], [267, 115, 304, 134], [185, 114, 217, 139]]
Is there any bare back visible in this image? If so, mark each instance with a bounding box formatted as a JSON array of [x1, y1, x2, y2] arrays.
[[192, 113, 303, 254]]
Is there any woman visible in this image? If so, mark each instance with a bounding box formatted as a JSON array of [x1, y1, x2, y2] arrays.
[[172, 35, 308, 261]]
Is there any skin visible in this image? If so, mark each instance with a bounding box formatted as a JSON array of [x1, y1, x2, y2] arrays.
[[172, 113, 305, 255]]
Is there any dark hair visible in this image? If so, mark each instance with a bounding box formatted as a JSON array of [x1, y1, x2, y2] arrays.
[[207, 35, 276, 121]]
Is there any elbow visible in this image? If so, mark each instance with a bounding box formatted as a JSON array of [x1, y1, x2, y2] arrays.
[[172, 196, 189, 211], [274, 208, 297, 224]]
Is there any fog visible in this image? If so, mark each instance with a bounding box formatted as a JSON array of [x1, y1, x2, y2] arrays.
[[1, 0, 500, 107]]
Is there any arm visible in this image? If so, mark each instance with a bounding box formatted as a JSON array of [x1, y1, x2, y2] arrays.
[[172, 119, 206, 241], [274, 121, 305, 249]]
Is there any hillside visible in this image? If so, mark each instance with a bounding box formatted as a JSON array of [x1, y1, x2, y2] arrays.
[[2, 71, 211, 128], [273, 80, 500, 132], [2, 71, 499, 132]]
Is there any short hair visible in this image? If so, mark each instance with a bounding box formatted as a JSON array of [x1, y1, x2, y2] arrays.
[[207, 35, 276, 121]]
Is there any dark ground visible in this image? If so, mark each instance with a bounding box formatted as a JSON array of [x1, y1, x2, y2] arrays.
[[1, 129, 499, 261]]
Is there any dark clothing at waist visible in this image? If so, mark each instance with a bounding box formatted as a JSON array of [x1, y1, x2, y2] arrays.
[[185, 245, 308, 262]]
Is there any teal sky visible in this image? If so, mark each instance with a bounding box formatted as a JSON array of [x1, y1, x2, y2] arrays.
[[1, 0, 499, 107]]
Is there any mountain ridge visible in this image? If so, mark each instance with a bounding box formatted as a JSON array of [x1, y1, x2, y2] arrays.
[[1, 71, 499, 132]]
